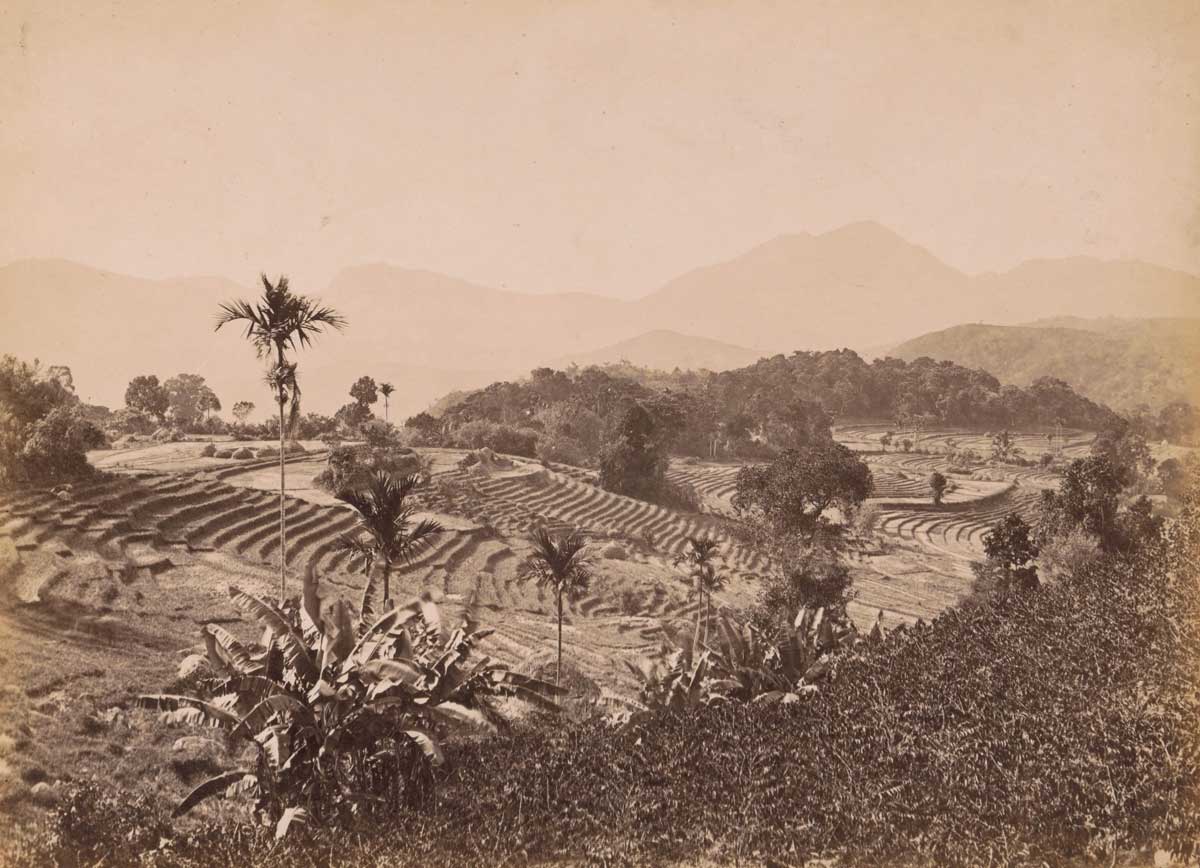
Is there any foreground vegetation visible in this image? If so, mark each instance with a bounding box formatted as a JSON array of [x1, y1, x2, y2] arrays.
[[4, 478, 1196, 866]]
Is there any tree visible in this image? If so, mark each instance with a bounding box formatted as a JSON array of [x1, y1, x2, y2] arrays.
[[519, 528, 592, 690], [216, 274, 346, 602], [124, 375, 170, 424], [1, 355, 94, 486], [880, 431, 893, 453], [337, 472, 443, 603], [1158, 457, 1190, 501], [334, 402, 374, 435], [405, 411, 440, 434], [674, 537, 723, 647], [1037, 454, 1128, 552], [598, 404, 668, 501], [164, 373, 221, 431], [975, 513, 1040, 591], [350, 376, 378, 410], [732, 443, 873, 548], [379, 382, 395, 423], [929, 471, 948, 505], [232, 401, 255, 426]]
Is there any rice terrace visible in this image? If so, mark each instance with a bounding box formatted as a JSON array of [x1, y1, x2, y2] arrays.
[[2, 2, 1199, 866]]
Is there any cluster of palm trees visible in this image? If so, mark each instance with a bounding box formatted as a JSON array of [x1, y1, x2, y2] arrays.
[[215, 274, 725, 691]]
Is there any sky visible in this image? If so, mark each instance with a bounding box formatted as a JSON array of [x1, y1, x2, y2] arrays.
[[1, 0, 1197, 297]]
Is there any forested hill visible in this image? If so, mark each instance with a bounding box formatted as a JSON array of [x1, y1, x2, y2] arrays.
[[888, 318, 1200, 412], [424, 349, 1121, 462]]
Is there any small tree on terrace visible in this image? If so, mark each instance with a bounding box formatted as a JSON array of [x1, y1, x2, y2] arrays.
[[990, 429, 1020, 463], [974, 513, 1040, 591], [380, 382, 395, 423], [674, 536, 723, 647], [519, 528, 592, 690], [929, 471, 948, 505], [337, 471, 443, 603]]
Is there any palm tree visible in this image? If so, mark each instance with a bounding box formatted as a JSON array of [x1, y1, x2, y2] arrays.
[[337, 471, 443, 603], [675, 536, 723, 647], [215, 274, 346, 602], [380, 382, 395, 423], [519, 528, 592, 690]]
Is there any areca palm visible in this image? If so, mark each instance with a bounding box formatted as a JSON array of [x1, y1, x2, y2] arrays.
[[675, 536, 723, 648], [519, 528, 592, 690], [380, 382, 394, 423], [215, 274, 346, 602], [337, 471, 443, 603]]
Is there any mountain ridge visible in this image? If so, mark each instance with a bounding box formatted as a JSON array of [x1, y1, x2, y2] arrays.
[[4, 221, 1198, 417]]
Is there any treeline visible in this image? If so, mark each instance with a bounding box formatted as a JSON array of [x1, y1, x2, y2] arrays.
[[417, 350, 1124, 466]]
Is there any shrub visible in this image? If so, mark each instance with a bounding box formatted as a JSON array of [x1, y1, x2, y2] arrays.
[[601, 543, 627, 560], [231, 447, 255, 460], [314, 444, 422, 495], [200, 443, 217, 457], [105, 407, 156, 437]]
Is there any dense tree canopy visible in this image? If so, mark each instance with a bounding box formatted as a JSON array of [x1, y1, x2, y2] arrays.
[[732, 443, 873, 546], [124, 375, 170, 424], [427, 350, 1123, 467]]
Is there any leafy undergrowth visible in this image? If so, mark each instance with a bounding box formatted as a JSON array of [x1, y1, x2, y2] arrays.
[[6, 521, 1198, 867]]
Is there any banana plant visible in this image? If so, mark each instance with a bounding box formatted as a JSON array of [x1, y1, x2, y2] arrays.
[[625, 605, 884, 712], [139, 565, 563, 837]]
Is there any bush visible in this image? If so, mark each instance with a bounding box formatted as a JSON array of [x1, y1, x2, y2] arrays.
[[314, 444, 422, 495], [199, 443, 217, 457], [16, 405, 107, 483], [231, 447, 255, 460], [105, 407, 156, 437]]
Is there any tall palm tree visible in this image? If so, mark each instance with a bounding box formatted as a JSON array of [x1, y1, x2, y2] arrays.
[[519, 528, 592, 690], [380, 382, 394, 423], [675, 536, 723, 647], [337, 471, 443, 603], [215, 274, 346, 602]]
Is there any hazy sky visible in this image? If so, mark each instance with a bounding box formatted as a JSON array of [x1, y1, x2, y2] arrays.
[[2, 0, 1197, 296]]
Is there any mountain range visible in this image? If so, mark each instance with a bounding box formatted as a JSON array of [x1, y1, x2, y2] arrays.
[[2, 222, 1197, 419]]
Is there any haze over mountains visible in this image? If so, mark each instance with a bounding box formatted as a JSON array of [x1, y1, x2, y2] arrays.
[[2, 222, 1197, 419]]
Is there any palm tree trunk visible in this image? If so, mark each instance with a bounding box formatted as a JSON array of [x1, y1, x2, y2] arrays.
[[277, 347, 287, 604], [382, 560, 391, 603], [703, 591, 711, 647], [384, 396, 389, 423], [556, 590, 563, 693]]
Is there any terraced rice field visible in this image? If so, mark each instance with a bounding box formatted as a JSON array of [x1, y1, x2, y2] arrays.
[[665, 462, 742, 514], [833, 422, 1095, 459], [0, 459, 733, 706], [0, 431, 1074, 732]]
